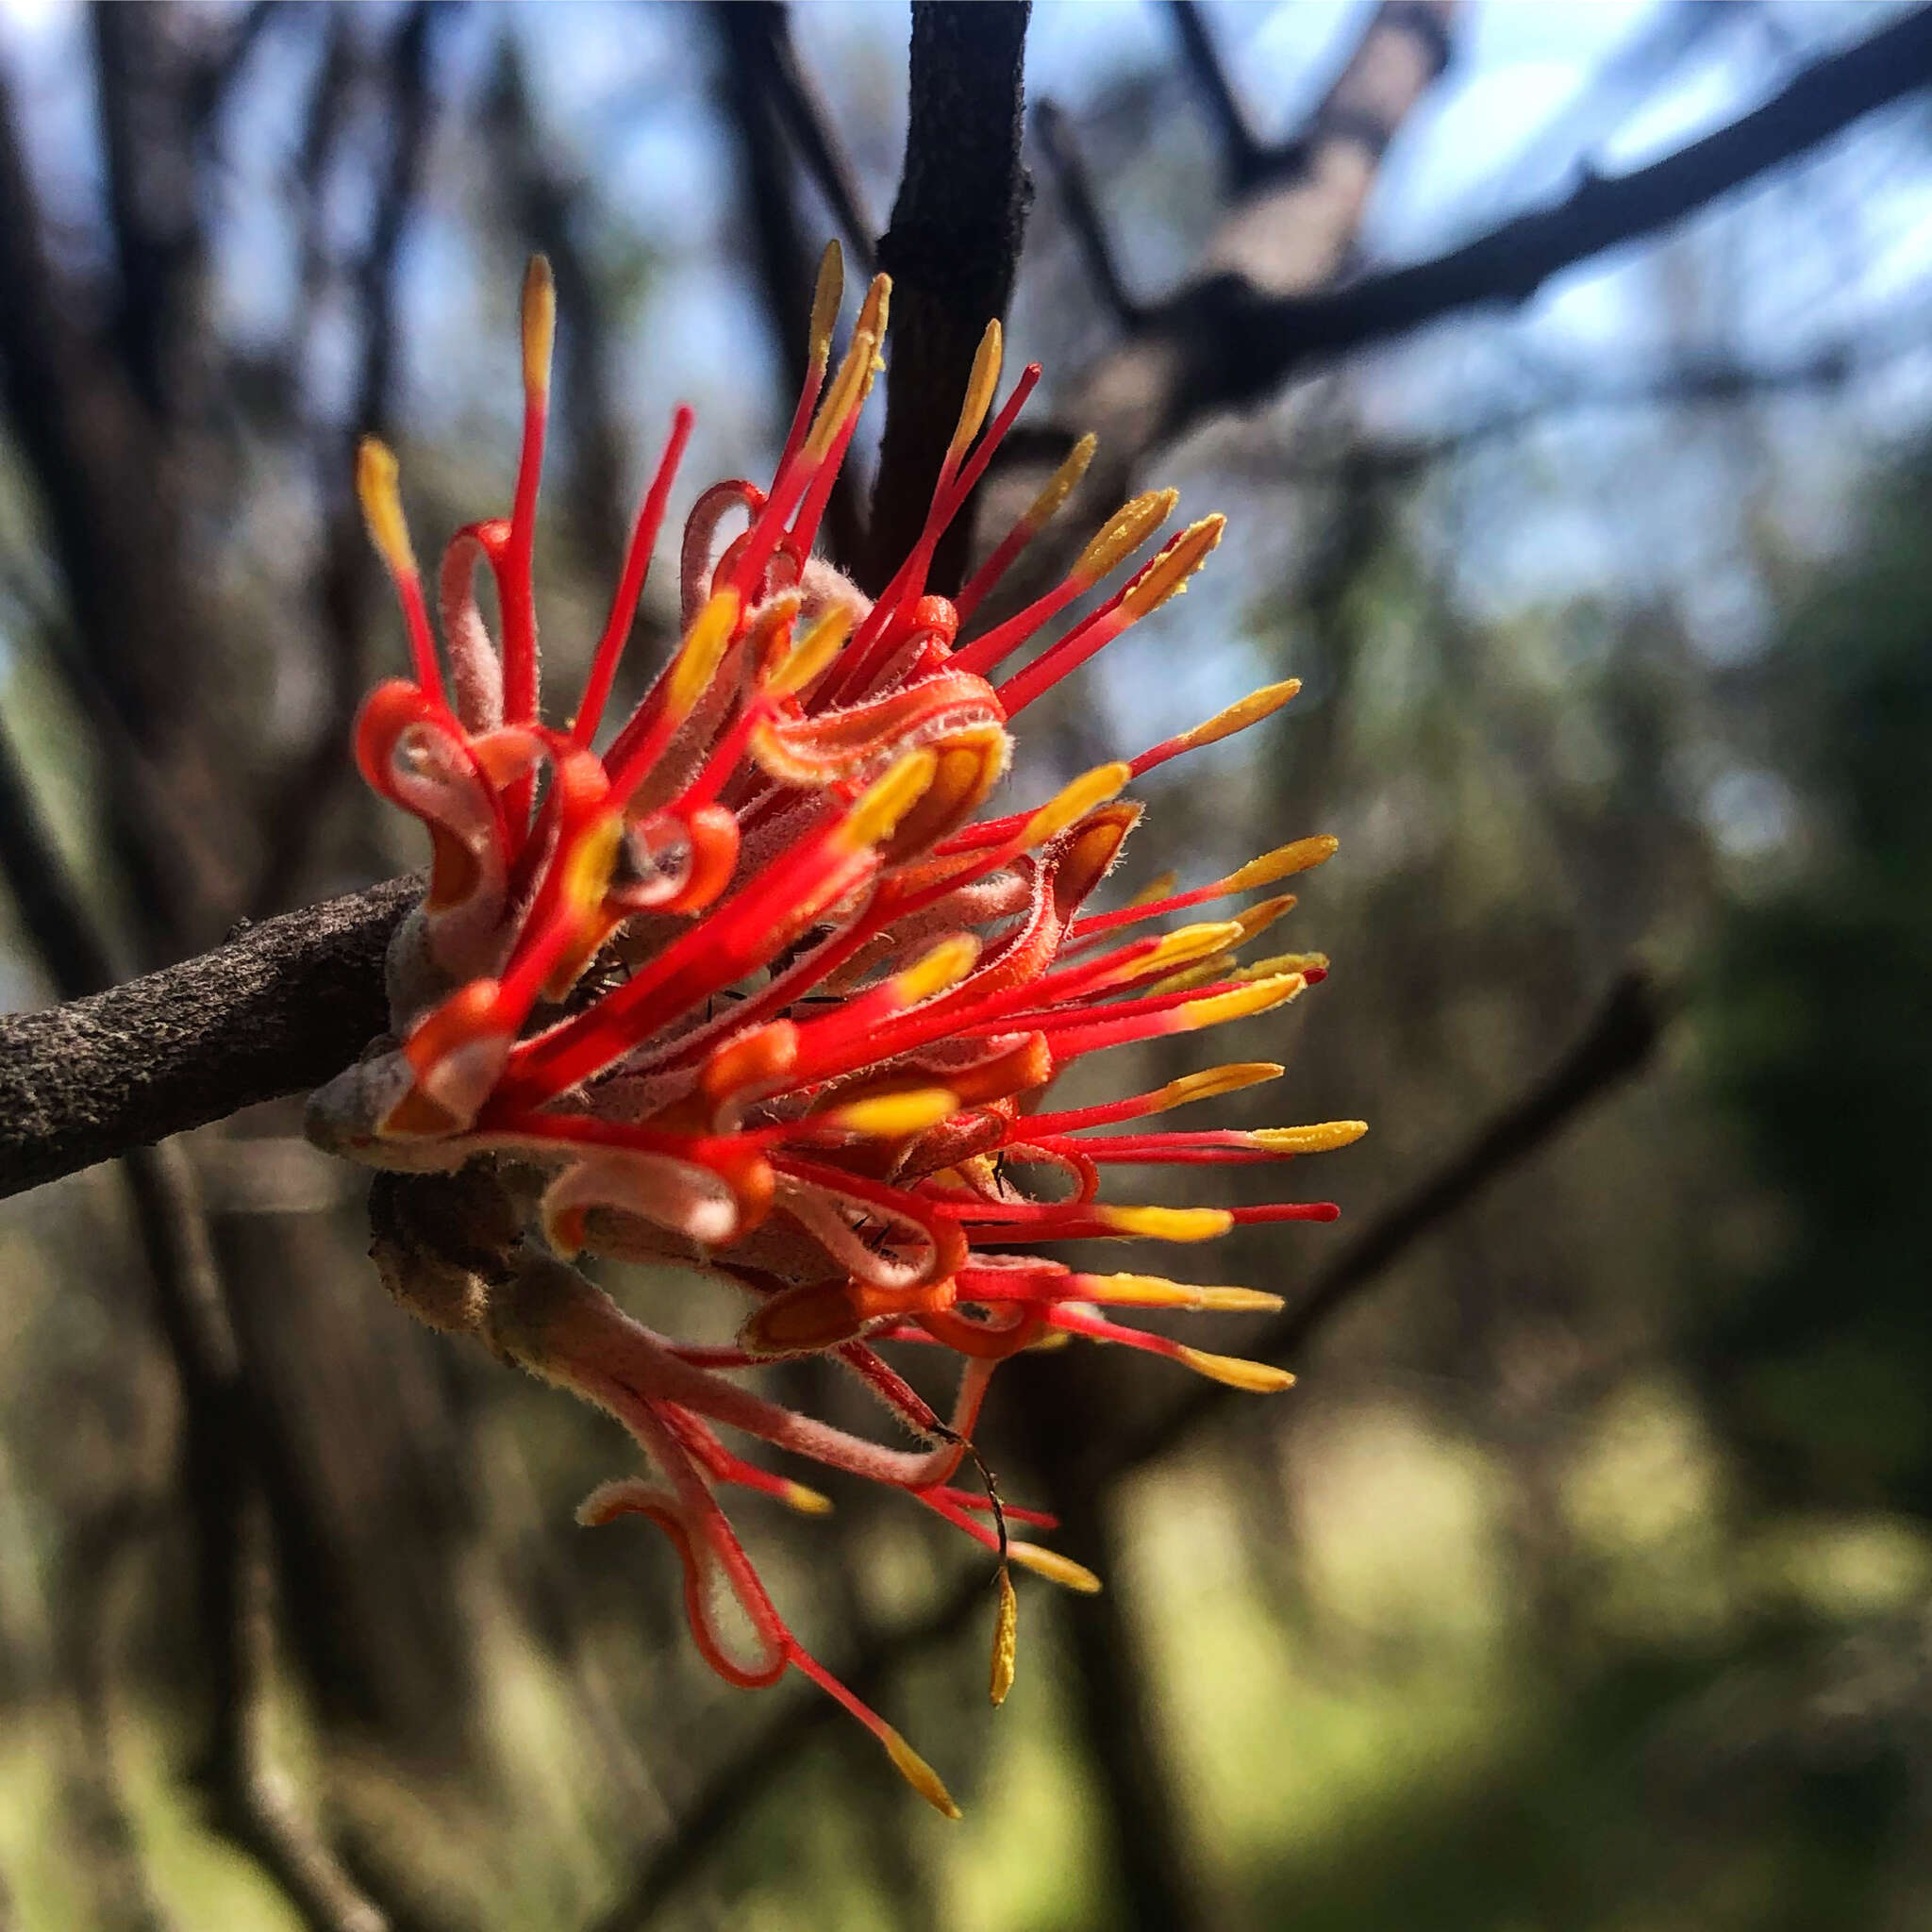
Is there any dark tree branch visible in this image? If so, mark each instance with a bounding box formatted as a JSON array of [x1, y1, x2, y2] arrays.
[[249, 2, 436, 918], [590, 966, 1670, 1924], [754, 2, 879, 272], [0, 876, 417, 1199], [709, 1, 867, 572], [1034, 98, 1143, 325], [1166, 0, 1268, 191], [864, 0, 1032, 595], [1140, 0, 1932, 439], [978, 0, 1454, 603]]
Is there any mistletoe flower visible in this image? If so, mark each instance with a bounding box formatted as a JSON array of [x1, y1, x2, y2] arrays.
[[309, 247, 1363, 1814]]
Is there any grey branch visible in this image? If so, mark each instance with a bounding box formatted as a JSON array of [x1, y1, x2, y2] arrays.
[[0, 876, 417, 1199]]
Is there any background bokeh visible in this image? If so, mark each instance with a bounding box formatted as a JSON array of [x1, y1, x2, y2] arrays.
[[4, 3, 1932, 1928]]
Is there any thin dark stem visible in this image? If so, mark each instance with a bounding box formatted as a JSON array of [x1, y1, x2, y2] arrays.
[[1165, 0, 1267, 191], [757, 3, 878, 272], [1034, 99, 1142, 325], [1105, 968, 1668, 1480], [249, 1, 436, 918], [865, 0, 1033, 595]]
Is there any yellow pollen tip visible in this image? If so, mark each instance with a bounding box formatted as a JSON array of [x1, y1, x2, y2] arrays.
[[808, 240, 843, 366], [1023, 432, 1098, 535], [1083, 1274, 1280, 1312], [1176, 678, 1303, 751], [1224, 835, 1340, 892], [356, 436, 417, 578], [953, 319, 1003, 455], [845, 748, 939, 847], [856, 271, 891, 344], [828, 1088, 960, 1139], [894, 933, 982, 1003], [1022, 762, 1132, 848], [521, 255, 556, 397], [1120, 513, 1224, 620], [768, 605, 853, 696], [1250, 1121, 1369, 1154], [779, 1480, 836, 1517], [1151, 1062, 1285, 1108], [881, 1725, 961, 1819], [1145, 920, 1244, 971], [1146, 956, 1233, 997], [1235, 951, 1328, 982], [1074, 488, 1178, 585], [805, 327, 877, 461], [1179, 973, 1307, 1030], [1008, 1541, 1103, 1593], [1175, 1347, 1296, 1394], [665, 589, 741, 719], [1100, 1205, 1234, 1241], [1232, 894, 1297, 944], [990, 1567, 1018, 1707], [1195, 1286, 1288, 1312], [560, 813, 624, 920]]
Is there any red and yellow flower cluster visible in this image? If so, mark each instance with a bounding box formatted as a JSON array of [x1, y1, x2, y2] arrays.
[[310, 248, 1360, 1813]]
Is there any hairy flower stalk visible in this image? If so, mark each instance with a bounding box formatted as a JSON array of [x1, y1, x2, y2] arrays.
[[309, 247, 1362, 1814]]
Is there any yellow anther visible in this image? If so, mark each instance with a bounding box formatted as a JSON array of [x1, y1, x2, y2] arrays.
[[881, 1724, 961, 1820], [990, 1567, 1018, 1707], [1231, 893, 1297, 945], [356, 437, 417, 578], [1074, 488, 1178, 585], [1128, 869, 1178, 908], [1178, 973, 1307, 1031], [1023, 432, 1097, 535], [828, 1088, 960, 1139], [1084, 1274, 1283, 1313], [1008, 1541, 1102, 1592], [1121, 514, 1224, 619], [768, 604, 853, 696], [844, 747, 939, 847], [1099, 1205, 1234, 1241], [808, 240, 843, 366], [1175, 1347, 1295, 1393], [1145, 1062, 1284, 1109], [1250, 1121, 1369, 1155], [953, 319, 1003, 455], [1195, 1286, 1289, 1312], [1145, 955, 1233, 997], [1172, 678, 1302, 753], [804, 327, 877, 461], [855, 270, 891, 347], [1021, 762, 1131, 848], [560, 813, 625, 920], [665, 588, 741, 720], [522, 254, 556, 397], [1224, 835, 1340, 892], [1235, 951, 1328, 982], [893, 933, 982, 1003], [778, 1480, 836, 1517], [1144, 920, 1244, 971]]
